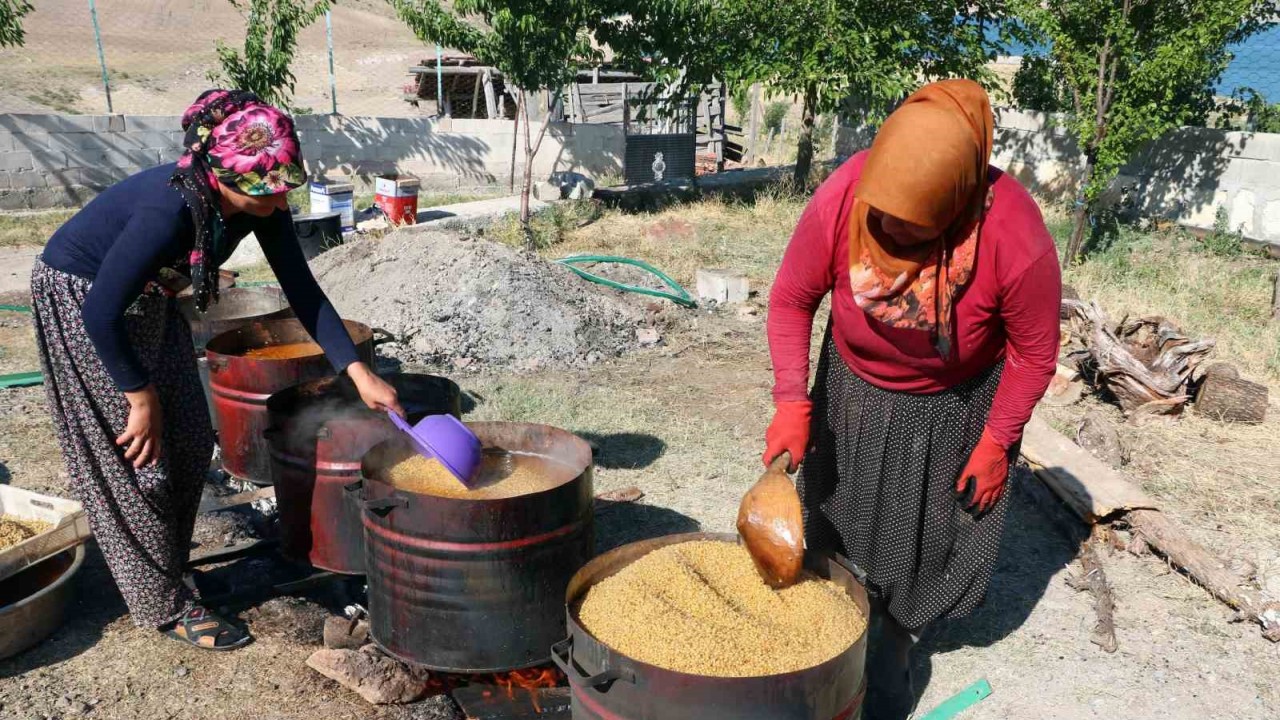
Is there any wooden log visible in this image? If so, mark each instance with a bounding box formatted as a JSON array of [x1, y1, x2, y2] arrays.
[[1195, 372, 1269, 424], [1200, 361, 1240, 381], [197, 486, 275, 514], [1128, 508, 1280, 641], [1020, 415, 1157, 522], [1065, 526, 1118, 653], [1022, 414, 1280, 640]]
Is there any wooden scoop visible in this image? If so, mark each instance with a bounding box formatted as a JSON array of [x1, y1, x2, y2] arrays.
[[737, 451, 804, 589]]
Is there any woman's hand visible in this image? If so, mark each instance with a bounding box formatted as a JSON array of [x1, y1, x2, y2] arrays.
[[763, 400, 812, 472], [955, 427, 1010, 513], [347, 362, 405, 417], [118, 385, 163, 469]]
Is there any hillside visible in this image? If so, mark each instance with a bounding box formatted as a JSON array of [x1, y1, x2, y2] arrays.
[[0, 0, 433, 117]]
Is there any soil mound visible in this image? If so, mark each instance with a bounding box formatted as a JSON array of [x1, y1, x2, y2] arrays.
[[312, 231, 648, 370]]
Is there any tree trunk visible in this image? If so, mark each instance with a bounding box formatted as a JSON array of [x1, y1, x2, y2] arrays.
[[1063, 154, 1096, 267], [519, 90, 533, 248], [518, 90, 555, 252], [1065, 200, 1089, 268], [509, 91, 522, 194], [792, 84, 818, 190]]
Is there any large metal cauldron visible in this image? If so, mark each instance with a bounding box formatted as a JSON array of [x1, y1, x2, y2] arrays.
[[360, 422, 594, 673], [554, 532, 869, 720], [206, 318, 379, 485], [179, 285, 292, 352], [265, 373, 462, 574], [180, 286, 294, 425]]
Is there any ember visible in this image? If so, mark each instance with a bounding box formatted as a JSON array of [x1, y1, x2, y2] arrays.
[[452, 671, 569, 719], [423, 665, 567, 717]]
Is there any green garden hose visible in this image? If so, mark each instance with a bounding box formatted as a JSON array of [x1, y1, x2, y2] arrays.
[[556, 255, 697, 308]]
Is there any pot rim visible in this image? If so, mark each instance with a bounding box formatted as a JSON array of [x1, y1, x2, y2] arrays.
[[563, 531, 870, 684]]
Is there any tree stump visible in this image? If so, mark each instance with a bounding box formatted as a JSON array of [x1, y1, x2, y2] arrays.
[[1200, 361, 1240, 381], [1195, 372, 1269, 424], [1060, 284, 1081, 320], [1076, 410, 1126, 468]]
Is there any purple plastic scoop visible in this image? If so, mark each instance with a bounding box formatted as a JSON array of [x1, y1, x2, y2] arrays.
[[387, 411, 483, 487]]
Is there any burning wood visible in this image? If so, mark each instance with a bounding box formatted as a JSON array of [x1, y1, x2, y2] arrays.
[[452, 684, 570, 719], [1062, 299, 1214, 419]]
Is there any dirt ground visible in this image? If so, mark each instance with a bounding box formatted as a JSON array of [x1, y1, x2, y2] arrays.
[[0, 0, 430, 117], [2, 201, 1279, 718]]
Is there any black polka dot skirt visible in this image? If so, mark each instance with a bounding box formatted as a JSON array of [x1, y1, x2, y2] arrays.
[[798, 332, 1010, 631]]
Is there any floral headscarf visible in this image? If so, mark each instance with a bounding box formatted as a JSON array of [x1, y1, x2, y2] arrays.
[[170, 89, 306, 311]]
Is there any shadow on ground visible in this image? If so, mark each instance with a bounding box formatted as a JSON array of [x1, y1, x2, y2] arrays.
[[594, 501, 700, 556], [578, 431, 666, 470], [908, 467, 1081, 712]]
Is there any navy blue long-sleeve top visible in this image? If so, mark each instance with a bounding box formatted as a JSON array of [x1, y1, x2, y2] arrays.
[[41, 163, 359, 392]]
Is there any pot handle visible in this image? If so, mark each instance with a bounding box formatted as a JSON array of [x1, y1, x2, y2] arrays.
[[371, 327, 397, 347], [363, 493, 407, 517], [551, 637, 635, 691]]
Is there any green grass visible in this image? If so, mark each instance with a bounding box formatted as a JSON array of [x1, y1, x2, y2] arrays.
[[0, 211, 76, 248]]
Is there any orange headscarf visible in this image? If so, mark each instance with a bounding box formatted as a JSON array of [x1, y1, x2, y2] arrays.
[[848, 79, 995, 358]]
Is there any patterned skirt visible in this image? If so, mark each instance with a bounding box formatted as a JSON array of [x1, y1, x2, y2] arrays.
[[798, 333, 1010, 631], [30, 258, 215, 628]]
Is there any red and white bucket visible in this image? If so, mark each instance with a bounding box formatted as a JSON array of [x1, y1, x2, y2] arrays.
[[374, 174, 421, 225]]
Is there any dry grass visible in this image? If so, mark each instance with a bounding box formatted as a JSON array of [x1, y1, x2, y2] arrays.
[[0, 211, 75, 248], [552, 188, 808, 294]]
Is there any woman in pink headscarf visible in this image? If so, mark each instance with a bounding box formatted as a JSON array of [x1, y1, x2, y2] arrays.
[[32, 90, 401, 650]]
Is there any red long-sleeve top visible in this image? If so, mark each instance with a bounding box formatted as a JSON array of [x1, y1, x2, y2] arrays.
[[768, 152, 1062, 449]]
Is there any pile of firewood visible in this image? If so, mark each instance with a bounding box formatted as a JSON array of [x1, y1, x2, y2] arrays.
[[1062, 298, 1268, 424]]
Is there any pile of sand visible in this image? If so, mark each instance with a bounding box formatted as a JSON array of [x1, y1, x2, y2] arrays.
[[312, 231, 650, 370]]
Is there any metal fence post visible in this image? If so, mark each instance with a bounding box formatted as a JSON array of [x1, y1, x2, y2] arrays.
[[325, 10, 337, 115], [87, 0, 112, 114]]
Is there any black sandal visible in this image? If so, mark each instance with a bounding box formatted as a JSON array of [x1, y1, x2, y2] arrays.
[[163, 606, 252, 651]]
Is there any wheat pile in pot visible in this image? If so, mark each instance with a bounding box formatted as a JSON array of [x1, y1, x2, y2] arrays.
[[312, 231, 649, 370]]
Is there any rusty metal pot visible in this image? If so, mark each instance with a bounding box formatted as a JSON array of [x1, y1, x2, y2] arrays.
[[205, 318, 383, 485], [181, 286, 295, 426], [265, 373, 461, 574], [360, 422, 595, 673], [554, 532, 869, 720], [179, 285, 292, 353]]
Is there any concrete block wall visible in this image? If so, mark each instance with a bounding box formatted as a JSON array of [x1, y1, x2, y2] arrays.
[[0, 112, 625, 210], [838, 107, 1280, 248]]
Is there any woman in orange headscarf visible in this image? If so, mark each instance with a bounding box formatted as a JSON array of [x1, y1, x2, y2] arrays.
[[764, 80, 1060, 719]]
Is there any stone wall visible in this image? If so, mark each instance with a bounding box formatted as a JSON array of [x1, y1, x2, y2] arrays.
[[839, 107, 1280, 248], [0, 113, 624, 210]]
